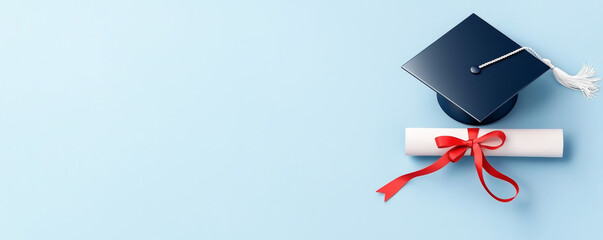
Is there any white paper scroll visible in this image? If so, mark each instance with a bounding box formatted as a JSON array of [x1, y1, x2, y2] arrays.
[[405, 128, 563, 157]]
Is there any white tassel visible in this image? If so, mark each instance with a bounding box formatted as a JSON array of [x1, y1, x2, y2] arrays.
[[477, 47, 600, 99], [541, 59, 600, 99]]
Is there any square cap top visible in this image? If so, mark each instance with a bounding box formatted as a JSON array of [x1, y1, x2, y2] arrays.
[[402, 14, 550, 122]]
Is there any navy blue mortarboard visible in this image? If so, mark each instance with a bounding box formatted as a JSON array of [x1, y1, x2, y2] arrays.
[[403, 14, 599, 125]]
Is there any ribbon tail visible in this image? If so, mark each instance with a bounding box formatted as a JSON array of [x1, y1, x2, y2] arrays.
[[376, 178, 409, 202], [377, 156, 450, 202], [481, 157, 519, 202], [473, 146, 519, 202]]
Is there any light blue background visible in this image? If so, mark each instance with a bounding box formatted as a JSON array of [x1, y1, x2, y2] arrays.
[[0, 0, 602, 239]]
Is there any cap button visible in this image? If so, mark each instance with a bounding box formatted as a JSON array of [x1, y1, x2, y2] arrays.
[[470, 66, 480, 74]]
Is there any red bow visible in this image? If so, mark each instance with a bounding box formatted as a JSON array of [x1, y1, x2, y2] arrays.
[[377, 128, 519, 202]]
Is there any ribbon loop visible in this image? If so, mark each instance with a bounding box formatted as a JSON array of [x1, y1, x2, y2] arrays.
[[435, 136, 467, 148], [475, 130, 506, 149], [377, 128, 519, 202]]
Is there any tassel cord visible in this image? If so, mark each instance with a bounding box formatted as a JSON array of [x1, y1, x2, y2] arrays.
[[478, 47, 600, 98]]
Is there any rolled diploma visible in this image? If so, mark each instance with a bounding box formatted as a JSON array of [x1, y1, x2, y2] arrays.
[[405, 128, 563, 157]]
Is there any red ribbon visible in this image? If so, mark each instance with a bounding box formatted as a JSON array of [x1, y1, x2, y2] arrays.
[[377, 128, 519, 202]]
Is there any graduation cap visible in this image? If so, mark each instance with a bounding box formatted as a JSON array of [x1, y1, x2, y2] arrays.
[[402, 13, 599, 125]]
